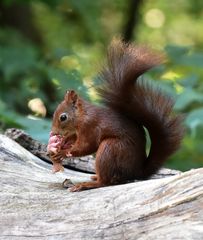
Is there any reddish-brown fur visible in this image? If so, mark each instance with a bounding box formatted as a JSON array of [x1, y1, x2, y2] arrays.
[[49, 39, 184, 191]]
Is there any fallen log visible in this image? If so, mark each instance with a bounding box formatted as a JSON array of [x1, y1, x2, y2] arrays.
[[4, 128, 95, 173], [0, 134, 202, 239], [4, 128, 181, 178]]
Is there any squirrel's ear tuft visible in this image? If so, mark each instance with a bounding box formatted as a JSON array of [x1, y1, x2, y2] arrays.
[[64, 90, 78, 104]]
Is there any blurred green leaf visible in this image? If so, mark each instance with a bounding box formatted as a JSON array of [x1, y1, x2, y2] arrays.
[[185, 108, 203, 137], [178, 74, 198, 88], [0, 46, 38, 81], [179, 53, 203, 68], [174, 89, 203, 111], [165, 45, 190, 61]]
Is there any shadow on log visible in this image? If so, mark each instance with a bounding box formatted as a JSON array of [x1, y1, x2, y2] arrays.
[[0, 134, 203, 239]]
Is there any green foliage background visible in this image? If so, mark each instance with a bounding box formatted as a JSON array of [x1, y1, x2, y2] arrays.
[[0, 0, 203, 171]]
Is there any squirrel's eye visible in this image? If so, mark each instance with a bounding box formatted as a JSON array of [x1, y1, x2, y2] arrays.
[[59, 113, 68, 122]]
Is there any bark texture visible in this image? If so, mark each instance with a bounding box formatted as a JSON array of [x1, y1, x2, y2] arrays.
[[0, 134, 203, 240]]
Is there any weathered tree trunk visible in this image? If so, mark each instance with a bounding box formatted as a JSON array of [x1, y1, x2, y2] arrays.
[[4, 128, 95, 173], [0, 134, 203, 239]]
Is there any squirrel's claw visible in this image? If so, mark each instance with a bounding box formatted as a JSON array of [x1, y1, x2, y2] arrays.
[[66, 152, 72, 157]]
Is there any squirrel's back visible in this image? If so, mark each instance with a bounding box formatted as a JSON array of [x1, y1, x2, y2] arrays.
[[97, 39, 184, 178]]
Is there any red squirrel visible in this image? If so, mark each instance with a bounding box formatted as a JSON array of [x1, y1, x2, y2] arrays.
[[47, 39, 183, 192]]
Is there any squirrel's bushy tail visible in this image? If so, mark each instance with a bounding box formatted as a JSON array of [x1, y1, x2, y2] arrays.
[[98, 39, 184, 178]]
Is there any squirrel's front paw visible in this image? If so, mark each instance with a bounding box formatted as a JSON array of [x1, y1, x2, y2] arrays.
[[50, 152, 64, 161], [52, 162, 64, 173]]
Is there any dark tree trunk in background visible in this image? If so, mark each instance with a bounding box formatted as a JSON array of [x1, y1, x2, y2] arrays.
[[0, 2, 43, 45], [123, 0, 143, 42]]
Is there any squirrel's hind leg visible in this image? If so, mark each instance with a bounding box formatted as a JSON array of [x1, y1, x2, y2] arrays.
[[69, 138, 132, 192], [69, 181, 104, 192]]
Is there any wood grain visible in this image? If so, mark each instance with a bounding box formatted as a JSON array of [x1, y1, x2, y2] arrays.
[[0, 134, 202, 239]]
